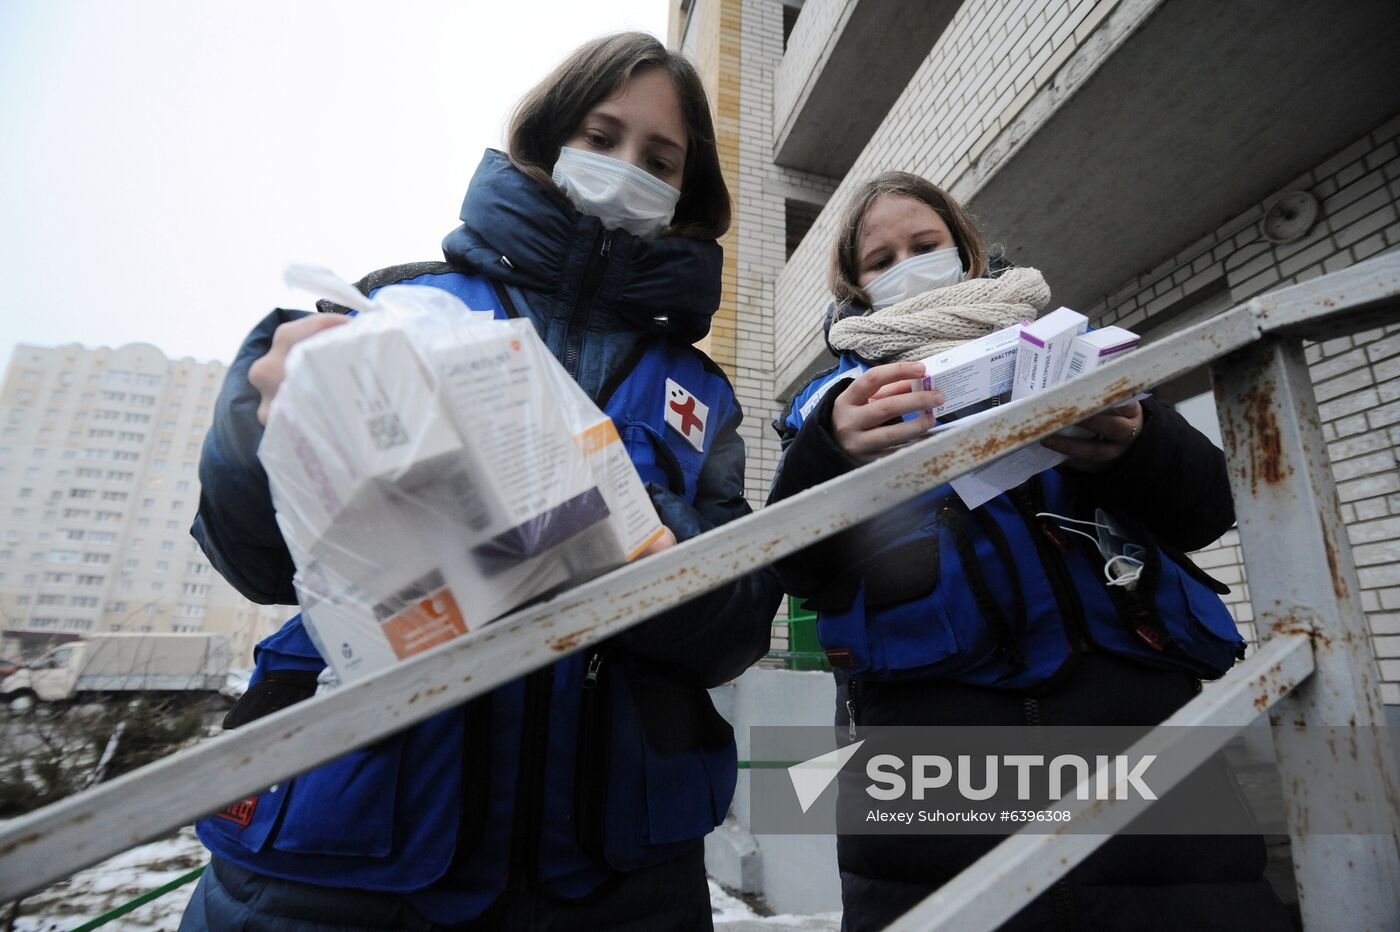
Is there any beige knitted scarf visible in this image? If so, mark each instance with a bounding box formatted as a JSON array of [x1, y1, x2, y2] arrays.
[[827, 267, 1052, 362]]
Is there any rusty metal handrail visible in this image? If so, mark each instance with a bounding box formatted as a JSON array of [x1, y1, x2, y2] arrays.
[[2, 256, 1398, 917]]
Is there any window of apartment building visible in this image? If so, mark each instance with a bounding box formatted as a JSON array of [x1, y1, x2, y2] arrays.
[[151, 581, 163, 592], [119, 432, 144, 443], [60, 529, 85, 541], [10, 508, 25, 520], [187, 562, 210, 576], [100, 491, 127, 502], [136, 518, 149, 529], [16, 390, 32, 403], [82, 552, 110, 565], [88, 531, 116, 544], [124, 558, 138, 572], [70, 596, 98, 608], [17, 487, 31, 498], [23, 574, 36, 586], [95, 510, 121, 522], [183, 583, 209, 597], [161, 540, 174, 552], [142, 498, 154, 509], [156, 561, 168, 573], [49, 550, 79, 563], [77, 574, 103, 586], [17, 596, 29, 607], [68, 488, 93, 499], [37, 594, 64, 606], [113, 451, 139, 462]]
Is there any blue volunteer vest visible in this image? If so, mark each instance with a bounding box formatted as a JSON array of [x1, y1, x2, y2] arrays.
[[197, 270, 740, 918], [782, 356, 1246, 690]]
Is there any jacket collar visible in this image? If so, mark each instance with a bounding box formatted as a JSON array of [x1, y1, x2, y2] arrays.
[[441, 150, 722, 344]]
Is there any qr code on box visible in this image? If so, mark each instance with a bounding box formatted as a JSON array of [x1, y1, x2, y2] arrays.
[[366, 412, 409, 450]]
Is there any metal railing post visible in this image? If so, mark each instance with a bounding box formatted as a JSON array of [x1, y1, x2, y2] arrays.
[[1212, 334, 1400, 930]]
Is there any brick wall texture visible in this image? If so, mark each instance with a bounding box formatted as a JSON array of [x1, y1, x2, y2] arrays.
[[683, 0, 1400, 692]]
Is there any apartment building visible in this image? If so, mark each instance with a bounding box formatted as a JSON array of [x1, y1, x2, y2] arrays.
[[0, 342, 286, 664], [670, 0, 1400, 702]]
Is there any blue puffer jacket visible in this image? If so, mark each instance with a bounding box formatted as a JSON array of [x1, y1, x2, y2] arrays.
[[769, 354, 1245, 690], [191, 150, 781, 923]]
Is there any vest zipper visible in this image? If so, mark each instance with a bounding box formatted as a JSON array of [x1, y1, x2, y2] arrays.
[[507, 665, 554, 892], [562, 230, 614, 380], [1013, 483, 1091, 654], [575, 650, 610, 858], [1023, 695, 1076, 929]]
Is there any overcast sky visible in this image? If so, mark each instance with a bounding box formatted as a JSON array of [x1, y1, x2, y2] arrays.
[[0, 1, 669, 370]]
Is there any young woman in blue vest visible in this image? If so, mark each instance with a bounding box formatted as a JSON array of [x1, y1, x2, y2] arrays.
[[769, 172, 1289, 931], [180, 32, 781, 931]]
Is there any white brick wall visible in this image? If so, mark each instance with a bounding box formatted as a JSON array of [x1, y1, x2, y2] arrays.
[[774, 0, 1140, 393], [1078, 113, 1400, 702], [735, 0, 838, 510], [772, 0, 854, 139]]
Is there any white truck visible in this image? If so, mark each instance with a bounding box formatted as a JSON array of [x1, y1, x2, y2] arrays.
[[1, 633, 231, 707]]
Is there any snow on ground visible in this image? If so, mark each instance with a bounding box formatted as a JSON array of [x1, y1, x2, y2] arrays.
[[710, 879, 842, 931], [10, 827, 205, 931], [8, 832, 838, 931]]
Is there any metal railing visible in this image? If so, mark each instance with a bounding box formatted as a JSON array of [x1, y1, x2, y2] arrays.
[[4, 255, 1400, 929]]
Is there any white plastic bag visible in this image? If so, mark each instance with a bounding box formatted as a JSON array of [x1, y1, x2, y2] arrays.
[[259, 267, 663, 681]]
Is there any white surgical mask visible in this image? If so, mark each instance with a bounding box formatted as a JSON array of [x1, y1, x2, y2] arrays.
[[863, 246, 965, 310], [551, 146, 681, 240]]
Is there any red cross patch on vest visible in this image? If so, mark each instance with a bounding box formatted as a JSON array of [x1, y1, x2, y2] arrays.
[[216, 796, 259, 827], [664, 378, 708, 453]]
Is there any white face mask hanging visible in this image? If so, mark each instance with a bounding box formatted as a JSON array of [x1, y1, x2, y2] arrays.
[[551, 146, 681, 240], [863, 246, 966, 310]]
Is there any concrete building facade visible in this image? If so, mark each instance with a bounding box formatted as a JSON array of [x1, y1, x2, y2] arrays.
[[0, 343, 285, 665], [670, 0, 1400, 701]]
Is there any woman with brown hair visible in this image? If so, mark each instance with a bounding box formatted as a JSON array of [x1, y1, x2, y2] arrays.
[[769, 171, 1289, 930], [181, 32, 779, 931]]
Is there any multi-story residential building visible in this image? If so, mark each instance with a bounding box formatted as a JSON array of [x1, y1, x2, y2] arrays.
[[669, 0, 1400, 703], [0, 342, 286, 664], [667, 0, 1398, 914]]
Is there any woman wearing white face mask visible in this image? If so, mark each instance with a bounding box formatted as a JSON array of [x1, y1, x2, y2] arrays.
[[768, 173, 1289, 931], [183, 32, 780, 931]]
